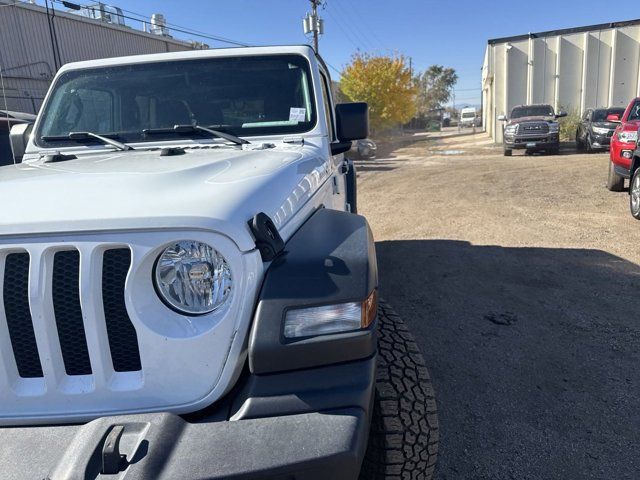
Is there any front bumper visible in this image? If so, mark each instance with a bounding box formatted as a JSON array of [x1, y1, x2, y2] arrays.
[[504, 133, 559, 150], [1, 410, 368, 480], [611, 139, 636, 169], [0, 357, 376, 480], [590, 132, 613, 149]]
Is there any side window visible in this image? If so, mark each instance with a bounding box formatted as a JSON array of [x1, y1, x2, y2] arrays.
[[319, 72, 336, 141], [629, 102, 640, 121]]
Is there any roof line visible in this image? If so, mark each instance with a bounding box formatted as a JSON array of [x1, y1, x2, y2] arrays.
[[488, 18, 640, 45]]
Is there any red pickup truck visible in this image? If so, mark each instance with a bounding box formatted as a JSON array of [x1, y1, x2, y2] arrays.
[[607, 97, 640, 191]]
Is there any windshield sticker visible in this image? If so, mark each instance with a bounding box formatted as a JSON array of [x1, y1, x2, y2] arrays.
[[289, 107, 306, 122]]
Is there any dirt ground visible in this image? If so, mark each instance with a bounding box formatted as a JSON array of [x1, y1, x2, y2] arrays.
[[356, 130, 640, 479]]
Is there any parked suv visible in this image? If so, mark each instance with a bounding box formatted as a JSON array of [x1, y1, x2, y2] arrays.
[[1, 46, 439, 479], [499, 104, 566, 156], [607, 97, 640, 191], [576, 107, 624, 152]]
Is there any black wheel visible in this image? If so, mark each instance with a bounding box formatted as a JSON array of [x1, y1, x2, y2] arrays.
[[360, 301, 439, 480], [548, 146, 560, 155], [504, 148, 512, 157], [607, 160, 625, 192], [630, 169, 640, 219], [585, 135, 593, 153]]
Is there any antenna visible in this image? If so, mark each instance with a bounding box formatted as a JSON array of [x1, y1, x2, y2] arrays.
[[0, 67, 13, 164]]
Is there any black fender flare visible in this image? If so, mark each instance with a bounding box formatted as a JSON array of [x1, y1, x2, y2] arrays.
[[248, 208, 378, 374]]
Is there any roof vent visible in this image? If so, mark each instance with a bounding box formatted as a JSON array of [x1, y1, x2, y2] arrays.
[[150, 13, 170, 37]]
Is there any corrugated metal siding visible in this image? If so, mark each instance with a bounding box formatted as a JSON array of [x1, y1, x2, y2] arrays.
[[483, 21, 640, 143], [0, 1, 196, 114]]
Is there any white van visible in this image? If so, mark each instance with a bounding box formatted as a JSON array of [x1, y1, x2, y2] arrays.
[[460, 107, 477, 128]]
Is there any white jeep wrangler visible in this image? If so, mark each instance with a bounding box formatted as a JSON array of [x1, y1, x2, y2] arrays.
[[2, 45, 438, 479]]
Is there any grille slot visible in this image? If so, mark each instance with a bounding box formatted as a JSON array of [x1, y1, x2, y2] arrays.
[[52, 250, 92, 376], [519, 122, 550, 135], [3, 253, 43, 378], [102, 249, 141, 372]]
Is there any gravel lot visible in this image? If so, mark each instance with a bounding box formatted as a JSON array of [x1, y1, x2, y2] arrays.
[[356, 130, 640, 479]]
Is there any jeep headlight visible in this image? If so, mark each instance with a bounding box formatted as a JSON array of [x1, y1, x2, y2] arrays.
[[592, 126, 610, 135], [504, 125, 517, 135], [618, 130, 638, 143], [548, 122, 559, 133], [154, 241, 232, 315], [283, 290, 378, 338]]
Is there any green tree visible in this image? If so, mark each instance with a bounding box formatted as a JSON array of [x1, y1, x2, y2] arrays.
[[340, 53, 417, 131], [415, 65, 458, 116]]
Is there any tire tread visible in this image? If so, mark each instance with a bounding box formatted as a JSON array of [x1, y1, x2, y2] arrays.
[[359, 301, 439, 480]]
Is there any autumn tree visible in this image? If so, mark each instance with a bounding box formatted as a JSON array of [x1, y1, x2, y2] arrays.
[[415, 65, 458, 117], [340, 53, 417, 131]]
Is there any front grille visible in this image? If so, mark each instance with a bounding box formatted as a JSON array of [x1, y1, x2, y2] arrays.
[[53, 251, 92, 376], [1, 247, 140, 379], [517, 122, 550, 135], [103, 249, 141, 372], [3, 253, 43, 378]]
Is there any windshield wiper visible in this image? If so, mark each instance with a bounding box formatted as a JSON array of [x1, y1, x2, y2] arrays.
[[143, 124, 250, 146], [42, 131, 134, 151]]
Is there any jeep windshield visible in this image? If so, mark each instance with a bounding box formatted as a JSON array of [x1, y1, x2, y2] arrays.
[[36, 54, 316, 148], [510, 105, 554, 119]]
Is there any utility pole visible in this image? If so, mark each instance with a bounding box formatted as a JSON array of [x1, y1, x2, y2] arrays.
[[303, 0, 323, 52], [311, 0, 319, 52]]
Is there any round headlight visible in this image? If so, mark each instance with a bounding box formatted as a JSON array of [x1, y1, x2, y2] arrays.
[[154, 241, 232, 315]]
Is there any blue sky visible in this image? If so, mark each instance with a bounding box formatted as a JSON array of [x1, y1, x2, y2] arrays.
[[54, 0, 639, 107]]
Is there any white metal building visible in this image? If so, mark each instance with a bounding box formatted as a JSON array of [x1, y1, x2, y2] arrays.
[[0, 1, 201, 113], [482, 19, 640, 143]]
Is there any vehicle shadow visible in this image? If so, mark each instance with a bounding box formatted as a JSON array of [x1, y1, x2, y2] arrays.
[[376, 239, 640, 480], [514, 141, 610, 157]]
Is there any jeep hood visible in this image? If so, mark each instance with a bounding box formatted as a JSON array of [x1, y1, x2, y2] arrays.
[[0, 146, 328, 251]]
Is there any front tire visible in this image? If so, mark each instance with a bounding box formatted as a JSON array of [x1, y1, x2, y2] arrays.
[[607, 160, 625, 192], [630, 169, 640, 219], [360, 301, 439, 480], [504, 148, 512, 157]]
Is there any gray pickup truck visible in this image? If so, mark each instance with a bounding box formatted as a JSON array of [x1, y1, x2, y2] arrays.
[[499, 104, 567, 156]]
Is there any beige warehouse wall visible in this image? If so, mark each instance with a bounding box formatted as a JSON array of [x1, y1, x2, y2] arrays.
[[558, 34, 584, 114], [610, 26, 640, 107], [486, 22, 640, 143]]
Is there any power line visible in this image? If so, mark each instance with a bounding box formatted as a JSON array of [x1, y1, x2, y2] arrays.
[[329, 1, 380, 52], [51, 0, 251, 47], [323, 7, 361, 51], [325, 61, 342, 76]]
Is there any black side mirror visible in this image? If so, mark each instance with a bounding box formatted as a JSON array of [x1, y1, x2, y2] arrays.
[[556, 111, 568, 119], [9, 122, 33, 163], [335, 103, 369, 141]]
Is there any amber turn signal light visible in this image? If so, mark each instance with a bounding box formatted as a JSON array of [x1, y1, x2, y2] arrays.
[[361, 289, 378, 329]]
